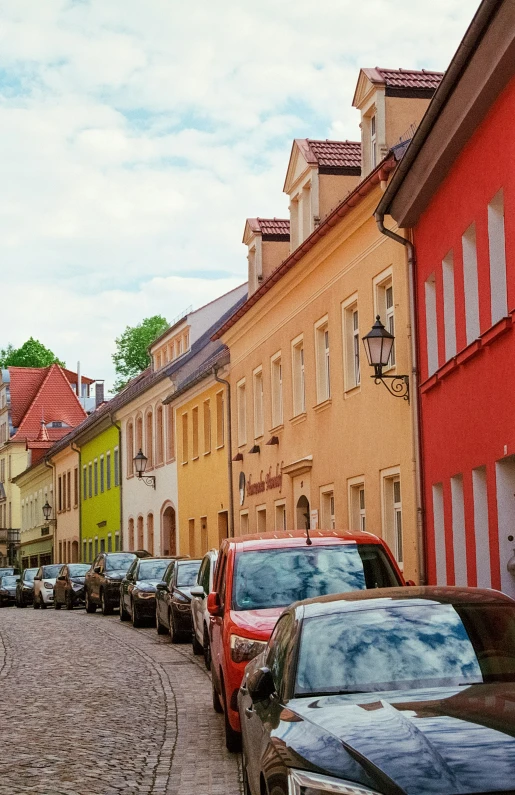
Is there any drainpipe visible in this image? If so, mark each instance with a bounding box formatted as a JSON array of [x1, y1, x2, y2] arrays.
[[110, 413, 123, 551], [375, 212, 426, 584], [44, 456, 56, 563], [71, 442, 81, 560], [213, 366, 234, 538]]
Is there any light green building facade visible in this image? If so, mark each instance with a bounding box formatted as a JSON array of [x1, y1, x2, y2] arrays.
[[79, 420, 121, 563]]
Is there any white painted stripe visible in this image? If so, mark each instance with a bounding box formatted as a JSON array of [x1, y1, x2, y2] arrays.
[[472, 466, 491, 589], [451, 475, 468, 586], [432, 483, 447, 584]]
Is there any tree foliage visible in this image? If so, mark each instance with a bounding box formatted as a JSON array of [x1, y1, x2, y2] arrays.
[[0, 338, 65, 368], [112, 315, 169, 392]]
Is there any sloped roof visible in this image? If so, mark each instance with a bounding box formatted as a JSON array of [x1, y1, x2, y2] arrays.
[[9, 368, 47, 427], [373, 67, 444, 91], [11, 365, 87, 441], [246, 218, 290, 237], [296, 139, 362, 171]]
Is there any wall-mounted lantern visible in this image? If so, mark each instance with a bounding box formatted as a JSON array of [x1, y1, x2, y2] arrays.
[[362, 316, 410, 402], [133, 448, 156, 489]]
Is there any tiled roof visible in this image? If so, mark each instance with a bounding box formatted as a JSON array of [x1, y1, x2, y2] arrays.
[[367, 67, 444, 91], [11, 365, 86, 441], [248, 218, 290, 236], [9, 368, 47, 427], [304, 139, 361, 170]]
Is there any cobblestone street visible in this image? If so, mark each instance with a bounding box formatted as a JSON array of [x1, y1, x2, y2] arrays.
[[0, 607, 242, 795]]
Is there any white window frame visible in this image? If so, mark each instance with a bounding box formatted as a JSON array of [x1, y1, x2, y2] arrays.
[[314, 316, 330, 403], [253, 367, 264, 439], [274, 500, 287, 532], [381, 467, 403, 569], [348, 476, 366, 533], [320, 485, 335, 530], [374, 269, 396, 370], [270, 351, 283, 428], [236, 378, 247, 447], [291, 334, 306, 416], [488, 188, 508, 325], [256, 504, 267, 534], [462, 223, 480, 344], [342, 294, 360, 391], [239, 510, 249, 535]]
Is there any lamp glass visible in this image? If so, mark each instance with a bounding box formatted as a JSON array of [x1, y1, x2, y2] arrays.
[[42, 500, 52, 521], [362, 316, 395, 367], [133, 449, 148, 476]]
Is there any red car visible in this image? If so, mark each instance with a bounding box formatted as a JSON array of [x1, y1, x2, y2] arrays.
[[207, 529, 405, 750]]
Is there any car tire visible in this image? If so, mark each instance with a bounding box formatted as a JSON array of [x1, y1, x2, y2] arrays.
[[203, 626, 211, 671], [16, 597, 25, 608], [156, 606, 167, 635], [222, 679, 242, 752], [40, 595, 47, 610], [168, 609, 182, 643], [211, 664, 224, 714], [101, 590, 113, 616], [119, 595, 130, 622], [66, 593, 74, 611], [54, 597, 62, 610], [33, 597, 40, 610], [85, 590, 97, 613], [132, 600, 144, 628], [192, 629, 203, 655]]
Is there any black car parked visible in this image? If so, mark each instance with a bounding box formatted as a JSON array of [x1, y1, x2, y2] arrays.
[[0, 575, 19, 606], [239, 586, 515, 795], [84, 551, 151, 615], [15, 567, 38, 607], [155, 558, 201, 641], [120, 557, 180, 627], [54, 564, 90, 610]]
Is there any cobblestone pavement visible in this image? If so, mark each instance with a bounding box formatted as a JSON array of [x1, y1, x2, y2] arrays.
[[0, 606, 242, 795]]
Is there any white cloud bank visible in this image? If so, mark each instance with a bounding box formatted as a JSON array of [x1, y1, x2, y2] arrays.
[[0, 0, 477, 387]]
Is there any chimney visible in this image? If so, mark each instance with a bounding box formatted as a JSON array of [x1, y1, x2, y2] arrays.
[[95, 381, 105, 408]]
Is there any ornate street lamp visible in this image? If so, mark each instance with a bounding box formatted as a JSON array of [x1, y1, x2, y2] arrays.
[[133, 448, 156, 489], [42, 500, 53, 522], [362, 316, 410, 402]]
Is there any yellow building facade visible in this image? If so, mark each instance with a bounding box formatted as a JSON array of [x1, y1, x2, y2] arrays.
[[49, 443, 80, 564], [173, 365, 230, 557]]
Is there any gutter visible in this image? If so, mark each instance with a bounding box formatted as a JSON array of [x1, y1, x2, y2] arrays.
[[43, 456, 56, 563], [375, 214, 426, 584], [213, 366, 234, 538]]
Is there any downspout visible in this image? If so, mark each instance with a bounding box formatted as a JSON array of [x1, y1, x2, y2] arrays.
[[71, 442, 82, 560], [375, 212, 426, 584], [43, 456, 56, 563], [110, 413, 123, 551], [213, 366, 234, 538]]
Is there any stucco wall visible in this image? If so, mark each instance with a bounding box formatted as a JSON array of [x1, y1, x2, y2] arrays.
[[80, 425, 121, 562]]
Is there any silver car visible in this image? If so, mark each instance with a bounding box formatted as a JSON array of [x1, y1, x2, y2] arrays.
[[190, 548, 218, 669]]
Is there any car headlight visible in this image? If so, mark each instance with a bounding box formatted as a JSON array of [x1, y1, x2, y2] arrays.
[[43, 582, 54, 590], [288, 770, 383, 795], [230, 634, 267, 663]]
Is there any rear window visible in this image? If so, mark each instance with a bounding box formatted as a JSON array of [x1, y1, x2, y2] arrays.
[[232, 544, 400, 611]]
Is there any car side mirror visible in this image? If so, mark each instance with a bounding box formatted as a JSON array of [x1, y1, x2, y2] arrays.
[[190, 585, 205, 599], [94, 566, 102, 574], [247, 666, 276, 704], [156, 582, 167, 591], [207, 591, 222, 616]]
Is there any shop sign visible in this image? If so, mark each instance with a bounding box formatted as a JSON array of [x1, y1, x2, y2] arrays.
[[246, 467, 283, 497]]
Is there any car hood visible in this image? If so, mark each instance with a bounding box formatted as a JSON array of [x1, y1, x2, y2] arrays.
[[1, 585, 16, 592], [70, 577, 86, 584], [284, 683, 515, 795], [135, 579, 161, 591], [22, 580, 35, 587], [104, 570, 126, 580], [230, 607, 284, 637]]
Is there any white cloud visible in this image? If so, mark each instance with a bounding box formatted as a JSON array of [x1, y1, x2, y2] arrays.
[[0, 0, 477, 386]]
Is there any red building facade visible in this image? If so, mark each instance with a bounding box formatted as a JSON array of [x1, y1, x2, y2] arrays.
[[378, 0, 515, 597]]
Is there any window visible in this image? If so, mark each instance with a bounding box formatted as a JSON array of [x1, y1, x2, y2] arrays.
[[94, 459, 98, 496], [240, 511, 249, 535], [67, 471, 71, 510], [371, 114, 377, 169], [442, 252, 456, 360], [114, 447, 119, 487], [315, 318, 330, 402], [89, 539, 93, 562], [253, 368, 264, 438], [201, 516, 208, 552], [146, 411, 153, 468], [488, 189, 508, 325], [349, 481, 366, 532], [462, 224, 480, 344], [83, 540, 87, 563], [107, 534, 112, 552], [115, 532, 120, 551], [472, 466, 490, 589], [203, 400, 211, 454], [167, 404, 175, 460], [88, 463, 92, 499], [192, 406, 199, 459], [383, 473, 402, 567], [275, 502, 286, 532], [58, 476, 62, 512], [237, 380, 246, 446], [271, 353, 283, 428], [256, 506, 267, 534], [94, 537, 98, 557], [189, 519, 195, 557], [425, 273, 438, 376], [182, 413, 188, 463], [321, 489, 335, 530], [156, 405, 164, 465], [451, 474, 466, 586], [126, 422, 134, 477], [100, 538, 105, 553], [135, 415, 143, 455], [74, 468, 78, 507], [343, 299, 360, 389], [106, 451, 111, 490], [83, 466, 87, 500], [100, 456, 105, 493], [216, 391, 224, 447], [292, 336, 305, 416]]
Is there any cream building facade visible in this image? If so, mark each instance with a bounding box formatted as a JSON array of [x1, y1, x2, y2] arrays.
[[15, 461, 54, 568]]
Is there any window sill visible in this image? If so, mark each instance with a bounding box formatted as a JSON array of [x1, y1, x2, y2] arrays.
[[191, 456, 199, 462], [268, 423, 284, 434], [481, 314, 512, 346], [313, 398, 332, 414], [215, 443, 225, 451], [181, 460, 188, 466], [289, 412, 307, 427], [344, 384, 361, 398], [203, 450, 211, 457]]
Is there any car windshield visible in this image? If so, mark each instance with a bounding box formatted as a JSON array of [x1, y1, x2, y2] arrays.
[[1, 576, 18, 586], [295, 602, 515, 696], [42, 565, 62, 578], [68, 564, 90, 577], [106, 554, 135, 572], [23, 570, 37, 582], [233, 544, 399, 610], [138, 560, 169, 581], [177, 561, 201, 587], [0, 568, 14, 576]]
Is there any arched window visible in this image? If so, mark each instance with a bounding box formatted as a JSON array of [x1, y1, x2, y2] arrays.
[[167, 404, 175, 461], [128, 518, 135, 550], [127, 421, 134, 477], [146, 410, 153, 468], [136, 415, 143, 453], [137, 515, 144, 549], [156, 405, 164, 465], [147, 513, 154, 556]]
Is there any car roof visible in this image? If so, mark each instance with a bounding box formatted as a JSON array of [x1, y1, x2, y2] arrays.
[[294, 585, 515, 619], [227, 529, 383, 553], [177, 558, 202, 564]]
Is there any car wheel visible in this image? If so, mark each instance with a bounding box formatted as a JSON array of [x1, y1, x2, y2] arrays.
[[203, 626, 211, 670], [156, 606, 167, 635], [85, 590, 97, 613], [222, 679, 242, 752], [211, 664, 223, 714], [40, 594, 47, 610], [119, 594, 130, 622], [101, 590, 113, 616], [33, 596, 40, 610], [169, 609, 180, 643], [192, 628, 203, 655], [132, 600, 144, 628], [66, 593, 74, 611], [54, 597, 62, 610]]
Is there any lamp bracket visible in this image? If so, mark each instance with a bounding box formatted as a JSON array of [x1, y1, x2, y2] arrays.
[[137, 474, 156, 489], [372, 373, 410, 403]]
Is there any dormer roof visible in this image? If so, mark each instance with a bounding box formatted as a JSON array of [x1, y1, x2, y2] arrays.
[[353, 67, 444, 106], [243, 218, 290, 243], [284, 139, 361, 194]]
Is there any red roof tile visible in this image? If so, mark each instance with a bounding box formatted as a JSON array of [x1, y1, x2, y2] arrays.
[[303, 139, 361, 170], [366, 67, 444, 92], [8, 368, 48, 427], [247, 218, 290, 236]]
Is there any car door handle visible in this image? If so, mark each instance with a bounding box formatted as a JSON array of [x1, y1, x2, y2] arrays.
[[244, 706, 254, 718]]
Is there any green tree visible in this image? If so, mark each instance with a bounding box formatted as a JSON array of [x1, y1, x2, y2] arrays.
[[112, 315, 169, 392], [0, 338, 65, 368]]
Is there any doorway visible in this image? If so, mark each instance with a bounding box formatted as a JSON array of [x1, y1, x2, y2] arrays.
[[218, 511, 228, 545], [495, 455, 515, 598], [162, 505, 176, 556], [296, 495, 310, 530]]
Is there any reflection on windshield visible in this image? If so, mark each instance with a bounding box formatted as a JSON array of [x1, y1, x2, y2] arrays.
[[177, 562, 201, 587], [42, 565, 62, 578], [296, 603, 515, 695], [106, 554, 135, 571], [233, 545, 399, 610], [68, 564, 90, 577], [0, 576, 18, 586], [24, 570, 37, 582], [138, 560, 168, 581]]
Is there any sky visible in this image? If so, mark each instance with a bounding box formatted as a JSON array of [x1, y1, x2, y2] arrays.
[[0, 0, 477, 390]]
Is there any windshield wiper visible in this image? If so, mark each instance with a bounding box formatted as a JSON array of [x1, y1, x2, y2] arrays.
[[299, 689, 368, 697]]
